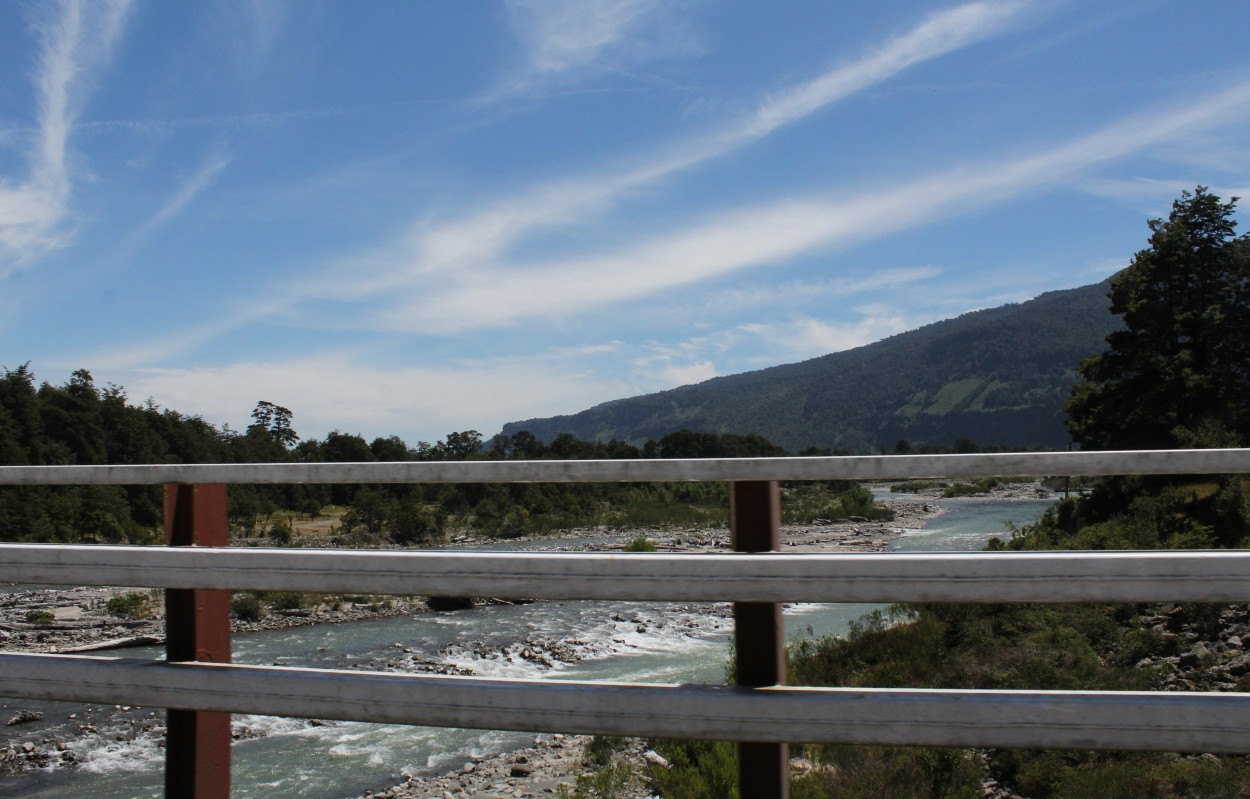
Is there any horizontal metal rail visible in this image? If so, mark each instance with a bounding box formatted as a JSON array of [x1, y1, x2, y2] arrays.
[[1, 448, 1248, 485], [3, 653, 1249, 753], [6, 545, 1250, 603]]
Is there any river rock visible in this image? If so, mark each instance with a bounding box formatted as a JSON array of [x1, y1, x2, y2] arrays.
[[6, 711, 43, 726]]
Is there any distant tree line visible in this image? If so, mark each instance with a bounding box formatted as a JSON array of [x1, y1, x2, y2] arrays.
[[0, 366, 881, 545]]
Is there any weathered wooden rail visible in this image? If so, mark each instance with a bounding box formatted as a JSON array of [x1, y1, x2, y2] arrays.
[[1, 449, 1249, 799]]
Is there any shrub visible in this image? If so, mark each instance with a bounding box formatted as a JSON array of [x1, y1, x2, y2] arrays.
[[837, 486, 895, 521], [942, 477, 1000, 497], [266, 591, 304, 611], [890, 480, 944, 493], [268, 517, 293, 545], [106, 591, 153, 619], [24, 610, 55, 626], [230, 593, 264, 621], [646, 738, 738, 799], [559, 755, 636, 799], [623, 535, 657, 552]]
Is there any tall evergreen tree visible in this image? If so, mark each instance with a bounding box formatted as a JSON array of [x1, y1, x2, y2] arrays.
[[1067, 187, 1250, 450]]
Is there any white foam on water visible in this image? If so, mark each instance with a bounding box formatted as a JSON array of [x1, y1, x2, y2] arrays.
[[418, 728, 525, 776], [327, 741, 389, 765], [785, 602, 830, 616], [423, 602, 730, 681], [70, 725, 165, 774], [234, 714, 319, 738]]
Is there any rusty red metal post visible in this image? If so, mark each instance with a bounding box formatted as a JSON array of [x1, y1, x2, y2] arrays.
[[730, 480, 790, 799], [164, 483, 232, 799]]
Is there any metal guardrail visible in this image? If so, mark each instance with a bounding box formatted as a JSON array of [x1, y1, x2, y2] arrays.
[[6, 546, 1250, 603], [2, 447, 1248, 484], [2, 448, 1250, 799]]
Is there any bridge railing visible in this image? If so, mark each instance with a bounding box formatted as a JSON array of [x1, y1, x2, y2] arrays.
[[2, 448, 1250, 799]]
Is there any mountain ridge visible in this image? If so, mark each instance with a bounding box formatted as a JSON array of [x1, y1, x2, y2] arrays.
[[501, 279, 1121, 452]]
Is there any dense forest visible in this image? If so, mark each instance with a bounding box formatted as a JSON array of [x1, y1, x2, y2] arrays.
[[0, 367, 892, 545], [504, 278, 1121, 453]]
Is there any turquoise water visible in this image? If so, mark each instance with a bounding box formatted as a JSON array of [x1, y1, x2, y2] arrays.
[[1, 494, 1054, 799]]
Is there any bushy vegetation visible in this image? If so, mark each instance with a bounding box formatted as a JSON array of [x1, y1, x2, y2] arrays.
[[781, 484, 894, 524], [23, 609, 54, 626], [230, 592, 264, 621], [557, 737, 641, 799], [889, 479, 945, 493], [623, 535, 657, 552], [105, 591, 154, 619], [637, 595, 1243, 798], [646, 739, 738, 799], [941, 477, 1001, 497]]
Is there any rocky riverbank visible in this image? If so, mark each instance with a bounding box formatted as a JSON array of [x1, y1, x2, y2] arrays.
[[0, 587, 428, 655], [0, 484, 1042, 788], [0, 485, 955, 657], [346, 734, 652, 799]]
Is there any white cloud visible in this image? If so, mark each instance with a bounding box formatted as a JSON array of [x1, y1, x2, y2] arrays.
[[504, 0, 674, 76], [741, 1, 1027, 140], [697, 267, 943, 314], [0, 0, 132, 275], [1080, 176, 1196, 207], [369, 78, 1250, 334], [122, 353, 633, 444], [655, 360, 718, 387], [1082, 256, 1129, 279], [741, 312, 915, 361], [138, 151, 233, 236], [1081, 176, 1250, 219]]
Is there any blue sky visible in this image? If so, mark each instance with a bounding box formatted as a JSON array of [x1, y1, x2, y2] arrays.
[[2, 1, 1249, 447]]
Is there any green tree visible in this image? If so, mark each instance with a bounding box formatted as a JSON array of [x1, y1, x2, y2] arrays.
[[1067, 187, 1250, 450], [369, 434, 411, 461], [247, 400, 299, 449], [440, 430, 483, 460]]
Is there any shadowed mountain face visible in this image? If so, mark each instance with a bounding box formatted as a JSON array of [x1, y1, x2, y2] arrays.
[[502, 280, 1121, 453]]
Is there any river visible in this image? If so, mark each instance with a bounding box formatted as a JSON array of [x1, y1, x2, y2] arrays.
[[1, 495, 1054, 798]]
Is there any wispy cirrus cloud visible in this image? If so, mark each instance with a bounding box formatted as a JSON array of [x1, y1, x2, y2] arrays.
[[494, 0, 703, 101], [137, 150, 234, 237], [505, 0, 674, 76], [312, 1, 1033, 303], [739, 0, 1028, 140], [370, 78, 1250, 334], [695, 267, 944, 316], [0, 0, 132, 276], [740, 311, 917, 362]]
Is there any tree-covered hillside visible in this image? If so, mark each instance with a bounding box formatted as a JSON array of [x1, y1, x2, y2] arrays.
[[502, 279, 1121, 452]]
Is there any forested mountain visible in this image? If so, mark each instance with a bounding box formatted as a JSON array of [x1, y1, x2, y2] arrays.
[[503, 279, 1121, 452]]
